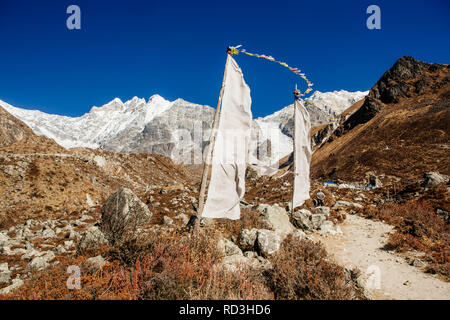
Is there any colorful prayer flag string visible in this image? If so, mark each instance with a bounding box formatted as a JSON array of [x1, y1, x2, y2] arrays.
[[229, 45, 314, 97]]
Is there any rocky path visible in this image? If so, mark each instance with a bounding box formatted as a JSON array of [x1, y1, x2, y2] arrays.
[[311, 214, 450, 300]]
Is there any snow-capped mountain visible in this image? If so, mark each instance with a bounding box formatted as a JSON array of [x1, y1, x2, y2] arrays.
[[0, 90, 368, 164], [307, 90, 369, 117]]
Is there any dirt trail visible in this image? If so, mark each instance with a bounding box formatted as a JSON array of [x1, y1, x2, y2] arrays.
[[311, 214, 450, 300]]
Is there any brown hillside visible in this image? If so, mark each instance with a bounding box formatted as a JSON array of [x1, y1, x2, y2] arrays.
[[311, 56, 450, 182], [0, 107, 197, 228]]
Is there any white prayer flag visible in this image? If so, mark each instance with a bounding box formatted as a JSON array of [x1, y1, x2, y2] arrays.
[[292, 99, 312, 209], [202, 55, 252, 220]]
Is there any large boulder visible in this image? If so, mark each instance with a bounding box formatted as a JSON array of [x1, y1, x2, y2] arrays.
[[101, 187, 153, 244], [291, 209, 314, 230], [258, 204, 295, 238], [256, 229, 281, 257], [217, 237, 243, 257], [238, 228, 258, 251], [423, 172, 449, 188]]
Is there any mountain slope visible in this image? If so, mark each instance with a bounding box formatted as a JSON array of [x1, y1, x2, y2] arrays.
[[0, 91, 368, 164], [311, 56, 450, 181], [0, 105, 197, 228]]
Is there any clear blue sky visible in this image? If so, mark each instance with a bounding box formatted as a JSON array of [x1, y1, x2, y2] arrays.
[[0, 0, 449, 118]]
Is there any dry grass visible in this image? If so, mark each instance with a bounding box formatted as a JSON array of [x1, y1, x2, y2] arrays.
[[1, 228, 271, 300]]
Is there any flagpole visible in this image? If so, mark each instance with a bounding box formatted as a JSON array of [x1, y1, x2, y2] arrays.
[[292, 85, 298, 215], [196, 50, 231, 221]]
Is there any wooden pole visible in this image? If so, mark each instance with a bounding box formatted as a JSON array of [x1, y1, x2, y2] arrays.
[[197, 53, 230, 218], [292, 85, 298, 215]]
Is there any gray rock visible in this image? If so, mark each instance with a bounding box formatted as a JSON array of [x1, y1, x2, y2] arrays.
[[0, 277, 24, 295], [292, 209, 314, 230], [424, 172, 449, 188], [77, 226, 109, 252], [42, 228, 56, 238], [221, 254, 251, 272], [238, 228, 258, 251], [291, 229, 307, 240], [101, 187, 153, 243], [411, 258, 426, 268], [84, 255, 107, 270], [258, 203, 295, 238], [0, 263, 11, 284], [21, 248, 42, 261], [243, 251, 258, 259], [332, 200, 363, 209], [311, 214, 326, 229], [26, 256, 49, 271], [313, 206, 330, 216], [217, 237, 243, 257], [163, 216, 174, 226], [256, 229, 281, 257]]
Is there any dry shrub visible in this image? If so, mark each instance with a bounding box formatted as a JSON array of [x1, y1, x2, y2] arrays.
[[361, 200, 450, 280], [266, 236, 366, 300], [105, 228, 271, 299], [2, 228, 271, 300]]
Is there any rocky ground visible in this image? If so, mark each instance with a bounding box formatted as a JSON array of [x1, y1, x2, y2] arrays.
[[0, 165, 448, 299]]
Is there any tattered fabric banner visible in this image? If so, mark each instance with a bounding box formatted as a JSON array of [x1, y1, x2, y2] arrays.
[[229, 45, 314, 97], [202, 55, 252, 220], [292, 97, 312, 209]]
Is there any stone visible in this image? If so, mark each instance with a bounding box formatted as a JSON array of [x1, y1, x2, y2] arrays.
[[291, 229, 307, 240], [411, 258, 425, 268], [243, 251, 258, 259], [21, 248, 42, 261], [101, 187, 153, 244], [0, 263, 11, 284], [217, 237, 243, 257], [84, 255, 107, 270], [256, 229, 281, 257], [163, 216, 173, 226], [64, 240, 74, 249], [238, 228, 258, 251], [292, 209, 313, 230], [26, 256, 49, 271], [313, 206, 330, 216], [77, 226, 109, 253], [311, 214, 326, 229], [221, 254, 251, 272], [258, 204, 295, 238], [42, 228, 56, 238], [332, 201, 363, 209], [423, 172, 449, 188], [0, 277, 24, 295]]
